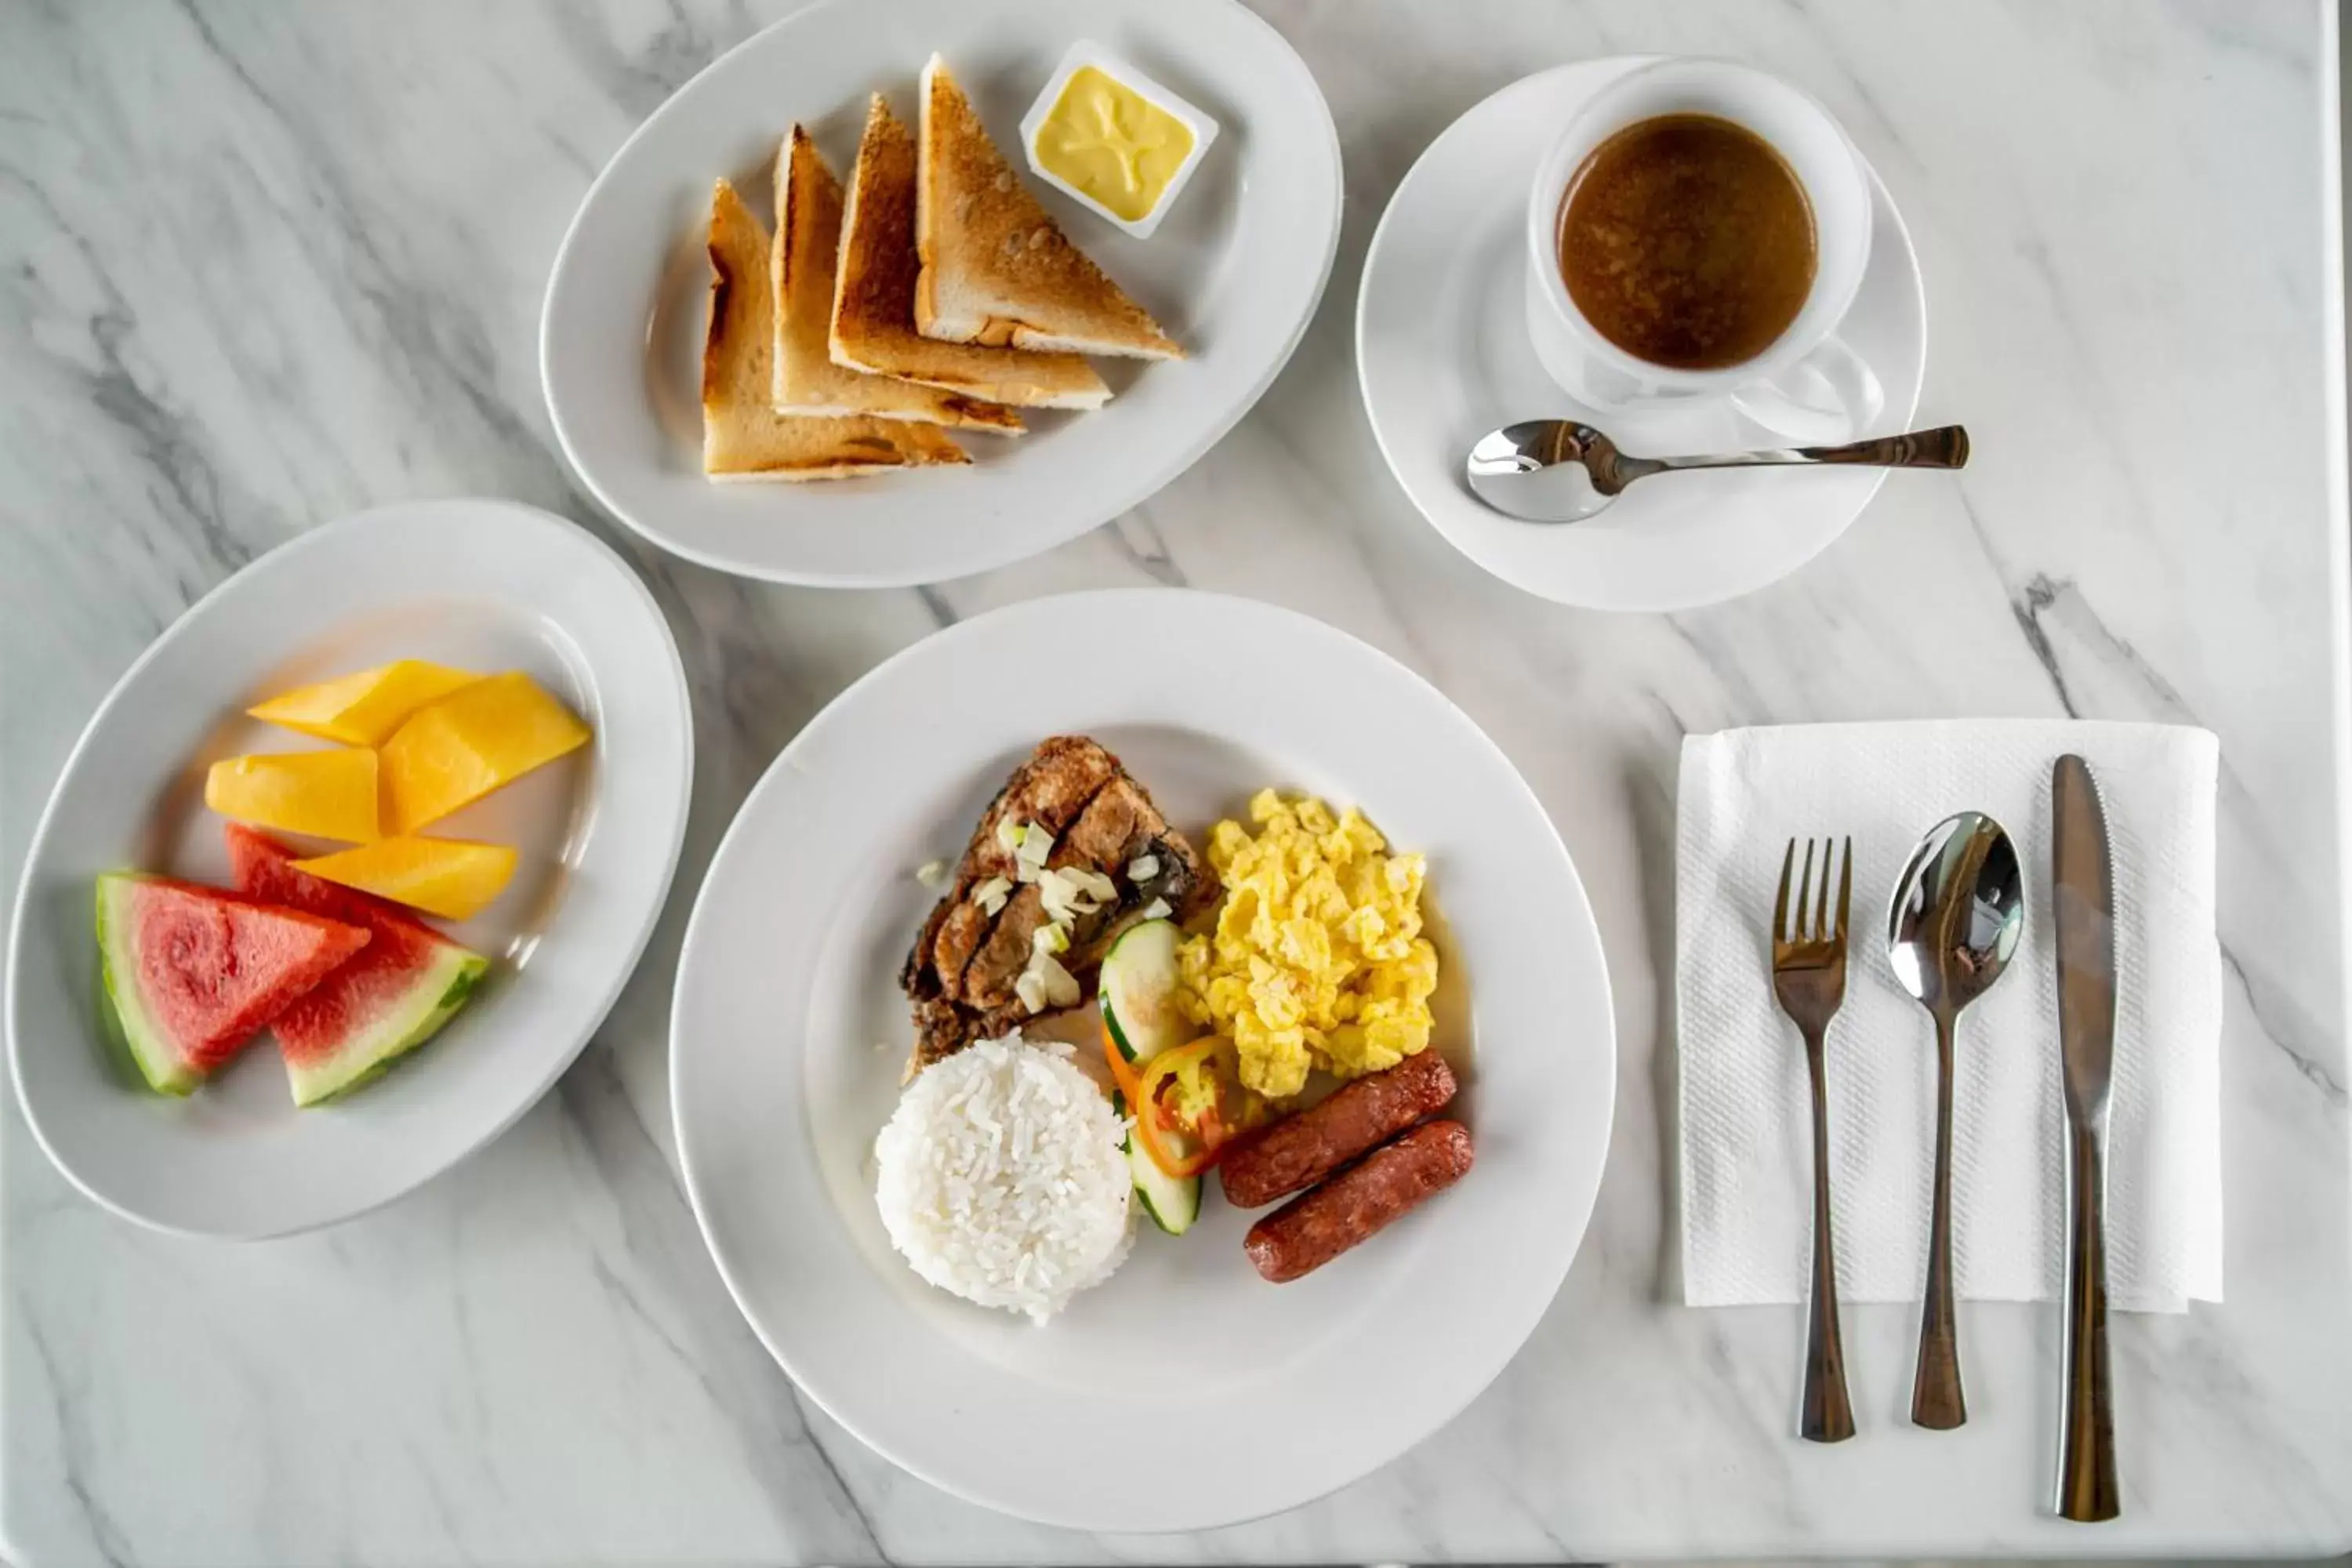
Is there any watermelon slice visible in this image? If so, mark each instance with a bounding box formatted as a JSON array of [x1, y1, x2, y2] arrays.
[[224, 823, 489, 1106], [95, 873, 372, 1094]]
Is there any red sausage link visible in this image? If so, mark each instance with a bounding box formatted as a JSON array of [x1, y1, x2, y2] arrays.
[[1243, 1120, 1475, 1283], [1219, 1049, 1457, 1209]]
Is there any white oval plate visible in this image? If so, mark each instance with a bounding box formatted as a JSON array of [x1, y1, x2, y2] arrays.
[[7, 501, 692, 1239], [671, 590, 1615, 1531], [542, 0, 1341, 587], [1357, 58, 1926, 612]]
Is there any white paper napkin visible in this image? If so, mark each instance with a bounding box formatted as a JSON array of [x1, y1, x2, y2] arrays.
[[1677, 720, 2222, 1312]]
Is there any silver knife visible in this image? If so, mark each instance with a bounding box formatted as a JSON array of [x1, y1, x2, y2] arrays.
[[2052, 755, 2120, 1521]]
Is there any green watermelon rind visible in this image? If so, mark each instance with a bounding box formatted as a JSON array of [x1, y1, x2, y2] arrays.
[[94, 873, 203, 1097], [288, 946, 488, 1108]]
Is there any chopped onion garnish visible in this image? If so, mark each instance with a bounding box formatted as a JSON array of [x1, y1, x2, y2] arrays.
[[914, 858, 949, 889], [1031, 920, 1070, 956], [1014, 947, 1080, 1014], [1141, 897, 1172, 921], [1039, 865, 1118, 924], [1037, 866, 1096, 923], [1062, 866, 1117, 904], [1014, 968, 1049, 1014], [995, 819, 1025, 855], [1127, 854, 1160, 884], [1033, 950, 1080, 1008], [1014, 825, 1054, 880], [971, 875, 1013, 915]]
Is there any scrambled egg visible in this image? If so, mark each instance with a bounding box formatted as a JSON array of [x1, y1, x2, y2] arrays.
[[1175, 790, 1439, 1099]]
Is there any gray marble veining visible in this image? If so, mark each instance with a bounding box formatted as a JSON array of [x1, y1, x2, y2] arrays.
[[4, 1, 2349, 1563]]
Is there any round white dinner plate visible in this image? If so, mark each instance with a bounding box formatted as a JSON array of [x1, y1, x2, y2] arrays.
[[7, 501, 692, 1239], [542, 0, 1341, 588], [1356, 58, 1926, 612], [671, 590, 1615, 1531]]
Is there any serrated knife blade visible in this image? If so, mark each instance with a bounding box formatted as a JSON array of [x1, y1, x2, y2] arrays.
[[2052, 753, 2120, 1522]]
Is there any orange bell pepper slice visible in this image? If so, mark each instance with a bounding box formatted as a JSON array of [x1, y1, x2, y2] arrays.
[[1102, 1025, 1222, 1179]]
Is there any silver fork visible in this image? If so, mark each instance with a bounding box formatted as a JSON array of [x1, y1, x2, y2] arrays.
[[1773, 837, 1857, 1443]]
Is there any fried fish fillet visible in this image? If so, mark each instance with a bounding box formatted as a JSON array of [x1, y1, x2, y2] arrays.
[[899, 735, 1216, 1076]]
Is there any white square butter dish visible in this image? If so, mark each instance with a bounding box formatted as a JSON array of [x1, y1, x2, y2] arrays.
[[1020, 41, 1219, 239]]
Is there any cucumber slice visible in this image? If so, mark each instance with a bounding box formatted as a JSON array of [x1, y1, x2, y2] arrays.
[[1100, 919, 1189, 1063], [1112, 1087, 1203, 1236], [1126, 1126, 1203, 1235]]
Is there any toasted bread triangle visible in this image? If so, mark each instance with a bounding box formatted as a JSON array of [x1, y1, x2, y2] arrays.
[[703, 179, 968, 481], [915, 56, 1182, 361], [832, 97, 1110, 411], [774, 129, 1023, 433]]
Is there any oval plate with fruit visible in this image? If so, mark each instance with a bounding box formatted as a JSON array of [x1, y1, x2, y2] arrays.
[[6, 499, 692, 1238]]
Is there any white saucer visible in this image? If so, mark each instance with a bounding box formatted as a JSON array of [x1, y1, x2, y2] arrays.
[[7, 501, 693, 1238], [542, 0, 1341, 588], [1356, 58, 1926, 612]]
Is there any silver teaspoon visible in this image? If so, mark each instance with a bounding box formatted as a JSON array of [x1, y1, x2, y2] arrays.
[[1886, 811, 2024, 1431], [1464, 421, 1969, 523]]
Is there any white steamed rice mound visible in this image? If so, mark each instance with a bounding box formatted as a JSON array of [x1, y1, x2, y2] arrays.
[[873, 1033, 1134, 1324]]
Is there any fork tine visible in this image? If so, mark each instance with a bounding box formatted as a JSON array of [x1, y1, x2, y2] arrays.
[[1835, 836, 1853, 943], [1815, 837, 1832, 940], [1773, 839, 1795, 944], [1797, 839, 1817, 939]]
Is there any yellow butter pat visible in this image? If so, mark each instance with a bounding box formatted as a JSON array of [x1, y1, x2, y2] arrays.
[[1032, 66, 1196, 223]]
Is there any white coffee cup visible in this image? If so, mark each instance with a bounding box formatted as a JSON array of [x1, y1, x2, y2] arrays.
[[1524, 59, 1882, 441]]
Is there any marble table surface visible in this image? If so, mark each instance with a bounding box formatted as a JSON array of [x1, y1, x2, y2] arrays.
[[5, 1, 2350, 1563]]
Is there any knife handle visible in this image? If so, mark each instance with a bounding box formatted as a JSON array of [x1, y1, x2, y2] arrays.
[[2058, 1120, 2120, 1520]]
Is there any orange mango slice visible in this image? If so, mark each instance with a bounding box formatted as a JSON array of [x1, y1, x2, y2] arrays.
[[290, 837, 519, 921], [205, 750, 379, 841], [249, 660, 482, 747], [380, 672, 592, 834]]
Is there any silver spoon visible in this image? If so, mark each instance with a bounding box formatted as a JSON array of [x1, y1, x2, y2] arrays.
[[1886, 811, 2025, 1431], [1464, 420, 1969, 523]]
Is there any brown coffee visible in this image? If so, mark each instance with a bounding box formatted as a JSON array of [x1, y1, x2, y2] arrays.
[[1556, 113, 1816, 370]]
